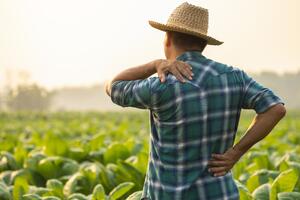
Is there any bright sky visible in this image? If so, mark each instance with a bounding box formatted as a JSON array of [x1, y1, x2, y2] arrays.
[[0, 0, 299, 89]]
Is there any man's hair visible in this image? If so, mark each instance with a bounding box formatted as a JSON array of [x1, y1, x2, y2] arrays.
[[169, 31, 208, 52]]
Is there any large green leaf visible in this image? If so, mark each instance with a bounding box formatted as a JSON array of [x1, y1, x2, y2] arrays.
[[117, 161, 144, 189], [246, 169, 279, 192], [46, 179, 64, 199], [13, 177, 29, 200], [247, 151, 274, 170], [252, 183, 270, 200], [0, 152, 18, 172], [103, 143, 130, 164], [63, 172, 87, 196], [234, 180, 253, 200], [37, 157, 78, 179], [67, 193, 88, 200], [92, 184, 106, 200], [270, 169, 299, 200], [67, 147, 88, 162], [0, 181, 11, 200], [125, 191, 142, 200], [0, 171, 13, 185], [277, 192, 300, 200], [28, 186, 50, 196], [25, 152, 46, 171], [42, 196, 61, 200], [23, 194, 42, 200], [109, 182, 135, 200]]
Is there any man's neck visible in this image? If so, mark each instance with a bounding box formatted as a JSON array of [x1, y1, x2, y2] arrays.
[[168, 48, 201, 60], [167, 49, 184, 60]]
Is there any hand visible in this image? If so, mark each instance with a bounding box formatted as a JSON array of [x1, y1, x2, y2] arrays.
[[155, 59, 193, 83], [207, 147, 244, 177]]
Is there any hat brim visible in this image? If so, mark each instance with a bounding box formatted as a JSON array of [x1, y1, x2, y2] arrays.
[[149, 20, 223, 46]]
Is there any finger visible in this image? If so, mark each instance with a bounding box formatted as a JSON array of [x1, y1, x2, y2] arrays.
[[171, 68, 185, 82], [208, 166, 227, 173], [157, 71, 164, 82], [213, 171, 227, 177], [183, 63, 193, 74], [211, 154, 227, 160], [207, 160, 227, 167], [160, 73, 166, 82], [178, 62, 193, 73], [176, 65, 193, 80]]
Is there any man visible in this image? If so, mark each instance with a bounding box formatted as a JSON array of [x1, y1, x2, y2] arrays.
[[105, 2, 286, 200]]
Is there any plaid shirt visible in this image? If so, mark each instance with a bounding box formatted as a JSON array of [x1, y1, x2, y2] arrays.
[[110, 51, 284, 200]]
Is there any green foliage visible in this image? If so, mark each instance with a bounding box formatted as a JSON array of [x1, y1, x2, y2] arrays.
[[36, 157, 79, 180], [109, 182, 135, 200], [103, 143, 130, 165], [0, 152, 18, 172], [13, 177, 29, 200], [92, 184, 106, 200], [246, 169, 279, 192], [125, 191, 142, 200], [23, 194, 42, 200], [277, 192, 300, 200], [270, 169, 299, 200], [0, 181, 12, 200], [252, 183, 270, 200], [46, 179, 64, 199], [0, 111, 299, 199]]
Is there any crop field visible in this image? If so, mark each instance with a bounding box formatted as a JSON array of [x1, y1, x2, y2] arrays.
[[0, 111, 299, 200]]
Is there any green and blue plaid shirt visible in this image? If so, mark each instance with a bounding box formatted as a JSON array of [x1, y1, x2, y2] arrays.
[[110, 51, 284, 200]]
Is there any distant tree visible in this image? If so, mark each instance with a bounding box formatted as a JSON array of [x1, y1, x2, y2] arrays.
[[0, 94, 3, 111], [7, 84, 53, 111]]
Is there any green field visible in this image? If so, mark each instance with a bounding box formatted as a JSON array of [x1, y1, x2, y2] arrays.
[[0, 111, 299, 200]]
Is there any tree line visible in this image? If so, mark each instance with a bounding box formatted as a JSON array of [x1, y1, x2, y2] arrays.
[[0, 71, 300, 111]]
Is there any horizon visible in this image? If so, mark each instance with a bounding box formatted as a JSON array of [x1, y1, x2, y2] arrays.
[[1, 0, 300, 90], [2, 69, 300, 92]]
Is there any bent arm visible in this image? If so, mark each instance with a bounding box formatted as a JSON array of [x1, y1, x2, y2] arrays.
[[105, 60, 158, 97], [105, 59, 192, 96], [233, 103, 286, 156]]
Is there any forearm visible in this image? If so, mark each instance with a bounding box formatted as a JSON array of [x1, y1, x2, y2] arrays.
[[233, 104, 286, 156], [105, 60, 159, 96], [104, 58, 192, 96], [111, 60, 158, 82]]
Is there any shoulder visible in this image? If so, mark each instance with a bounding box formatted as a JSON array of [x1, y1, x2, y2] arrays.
[[194, 58, 251, 89], [204, 58, 242, 76], [148, 76, 171, 93]]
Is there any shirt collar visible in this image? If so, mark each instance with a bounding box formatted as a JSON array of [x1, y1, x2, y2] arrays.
[[175, 50, 206, 62]]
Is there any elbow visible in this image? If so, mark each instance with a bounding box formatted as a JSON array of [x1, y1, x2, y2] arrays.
[[104, 80, 112, 97], [273, 103, 286, 119]]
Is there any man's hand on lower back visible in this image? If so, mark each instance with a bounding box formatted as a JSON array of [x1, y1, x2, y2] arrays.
[[206, 104, 286, 177], [207, 147, 244, 177]]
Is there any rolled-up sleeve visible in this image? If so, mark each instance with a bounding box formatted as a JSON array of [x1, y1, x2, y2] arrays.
[[110, 78, 152, 109], [241, 71, 285, 113]]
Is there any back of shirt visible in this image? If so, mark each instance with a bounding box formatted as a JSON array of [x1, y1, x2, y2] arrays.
[[143, 51, 283, 200], [110, 51, 284, 200]]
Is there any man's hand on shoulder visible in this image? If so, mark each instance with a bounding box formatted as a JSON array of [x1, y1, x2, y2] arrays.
[[155, 59, 194, 83], [104, 59, 194, 97]]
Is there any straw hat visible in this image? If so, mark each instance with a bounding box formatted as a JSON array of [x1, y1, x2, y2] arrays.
[[149, 2, 223, 45]]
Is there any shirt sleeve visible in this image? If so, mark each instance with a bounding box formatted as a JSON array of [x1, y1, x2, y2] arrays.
[[110, 78, 152, 109], [241, 70, 285, 114]]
